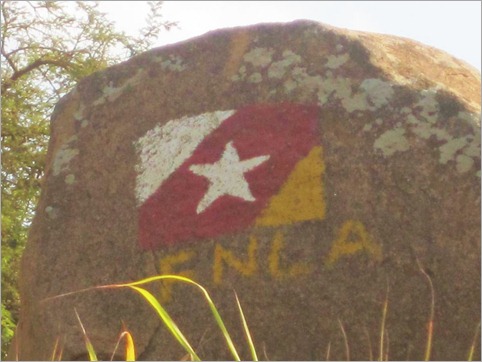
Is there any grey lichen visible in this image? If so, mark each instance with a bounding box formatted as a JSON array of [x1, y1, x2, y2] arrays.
[[93, 69, 145, 107], [45, 206, 59, 220], [248, 72, 263, 83], [397, 89, 480, 175], [268, 50, 302, 79], [439, 137, 469, 164], [455, 154, 475, 173], [374, 127, 410, 157], [52, 136, 79, 176], [416, 89, 439, 123], [325, 53, 349, 69], [73, 103, 86, 121], [230, 44, 480, 176], [243, 47, 274, 68], [156, 54, 186, 72], [65, 174, 76, 185], [360, 79, 394, 109]]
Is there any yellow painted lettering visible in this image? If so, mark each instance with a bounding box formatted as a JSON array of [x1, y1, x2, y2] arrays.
[[159, 250, 196, 303], [268, 231, 313, 278], [325, 220, 382, 267], [213, 236, 258, 284]]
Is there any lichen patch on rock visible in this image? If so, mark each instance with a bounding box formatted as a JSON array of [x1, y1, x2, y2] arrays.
[[374, 127, 410, 156], [93, 68, 146, 106], [52, 135, 79, 176]]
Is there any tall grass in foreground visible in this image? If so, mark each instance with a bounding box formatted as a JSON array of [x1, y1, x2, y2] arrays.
[[43, 266, 479, 361], [46, 275, 257, 361]]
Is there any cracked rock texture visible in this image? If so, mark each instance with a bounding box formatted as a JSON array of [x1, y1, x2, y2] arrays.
[[11, 20, 480, 360]]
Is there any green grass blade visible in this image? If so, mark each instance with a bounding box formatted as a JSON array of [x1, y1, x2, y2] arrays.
[[416, 259, 435, 362], [74, 309, 98, 361], [50, 336, 62, 361], [121, 275, 241, 361], [234, 291, 258, 361], [467, 322, 481, 362], [379, 283, 389, 361], [338, 319, 350, 361], [128, 285, 200, 361], [45, 274, 242, 361], [364, 326, 373, 361], [201, 294, 241, 361], [185, 280, 241, 361], [384, 331, 389, 361]]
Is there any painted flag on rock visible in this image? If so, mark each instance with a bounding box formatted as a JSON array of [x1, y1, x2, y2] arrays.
[[135, 103, 326, 250]]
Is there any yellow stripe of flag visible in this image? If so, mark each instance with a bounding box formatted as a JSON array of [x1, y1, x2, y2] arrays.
[[256, 145, 326, 227]]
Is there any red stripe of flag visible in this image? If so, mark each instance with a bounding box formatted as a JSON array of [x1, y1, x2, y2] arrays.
[[139, 103, 320, 249]]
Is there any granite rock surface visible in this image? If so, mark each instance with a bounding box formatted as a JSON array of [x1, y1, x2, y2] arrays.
[[11, 20, 480, 360]]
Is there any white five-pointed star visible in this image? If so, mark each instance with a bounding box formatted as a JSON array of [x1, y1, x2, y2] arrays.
[[189, 141, 270, 214]]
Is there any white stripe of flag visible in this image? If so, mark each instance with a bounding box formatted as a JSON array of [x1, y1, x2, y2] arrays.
[[134, 110, 235, 205]]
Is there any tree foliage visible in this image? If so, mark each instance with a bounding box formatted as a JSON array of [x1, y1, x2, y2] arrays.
[[1, 1, 176, 356]]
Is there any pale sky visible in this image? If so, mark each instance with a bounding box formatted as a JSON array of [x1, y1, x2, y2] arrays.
[[99, 1, 481, 71]]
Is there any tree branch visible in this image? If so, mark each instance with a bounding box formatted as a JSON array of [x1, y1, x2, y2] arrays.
[[38, 66, 62, 100], [2, 58, 71, 92], [1, 47, 18, 74], [5, 46, 77, 58]]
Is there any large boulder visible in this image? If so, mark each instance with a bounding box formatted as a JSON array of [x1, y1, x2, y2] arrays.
[[12, 20, 480, 360]]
